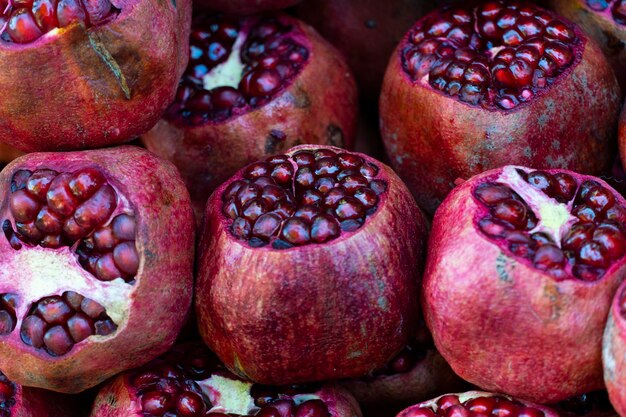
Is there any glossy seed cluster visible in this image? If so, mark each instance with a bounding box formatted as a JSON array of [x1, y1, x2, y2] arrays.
[[0, 371, 15, 416], [586, 0, 626, 25], [20, 291, 116, 357], [4, 168, 139, 283], [168, 15, 309, 125], [221, 149, 387, 249], [474, 169, 626, 281], [408, 394, 545, 417], [0, 0, 114, 44], [402, 1, 580, 110]]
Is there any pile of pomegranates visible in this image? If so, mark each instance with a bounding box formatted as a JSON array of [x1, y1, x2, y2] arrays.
[[1, 0, 625, 416]]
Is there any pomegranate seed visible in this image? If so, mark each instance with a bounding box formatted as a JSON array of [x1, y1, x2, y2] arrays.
[[113, 241, 140, 275], [67, 313, 94, 343], [474, 183, 513, 205], [295, 399, 330, 417], [437, 395, 461, 411], [142, 391, 174, 414], [21, 315, 45, 348], [492, 400, 519, 417], [56, 0, 87, 27], [37, 296, 72, 324], [465, 396, 497, 414], [493, 199, 527, 228], [43, 325, 74, 356], [533, 245, 565, 270], [281, 218, 310, 245], [406, 408, 437, 417], [578, 241, 608, 268]]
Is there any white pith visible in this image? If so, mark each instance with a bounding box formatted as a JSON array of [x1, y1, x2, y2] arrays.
[[203, 30, 247, 91], [498, 166, 579, 247]]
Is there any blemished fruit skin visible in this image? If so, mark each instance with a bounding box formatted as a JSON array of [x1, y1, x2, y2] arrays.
[[422, 166, 626, 403], [195, 145, 427, 386], [380, 3, 621, 215], [0, 146, 195, 393], [603, 281, 626, 417], [0, 0, 191, 152]]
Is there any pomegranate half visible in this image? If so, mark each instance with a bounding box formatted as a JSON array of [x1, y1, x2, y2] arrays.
[[142, 13, 358, 219], [196, 144, 427, 385], [0, 146, 195, 393], [603, 280, 626, 417], [380, 1, 621, 214], [422, 165, 626, 403], [90, 343, 362, 417]]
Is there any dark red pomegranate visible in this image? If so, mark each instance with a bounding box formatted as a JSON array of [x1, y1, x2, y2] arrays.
[[603, 281, 626, 417], [550, 0, 626, 93], [142, 13, 358, 219], [296, 0, 431, 103], [0, 0, 191, 152], [397, 392, 559, 417], [198, 0, 302, 14], [90, 343, 363, 417], [422, 165, 626, 403], [380, 1, 620, 214], [0, 146, 195, 393], [196, 144, 427, 385]]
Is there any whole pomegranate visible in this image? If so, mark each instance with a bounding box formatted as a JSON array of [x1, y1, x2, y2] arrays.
[[380, 1, 621, 214], [90, 343, 362, 417], [0, 0, 191, 153], [0, 146, 195, 393], [550, 0, 626, 93], [422, 165, 626, 403], [196, 144, 427, 385], [603, 281, 626, 417], [296, 0, 431, 102], [198, 0, 302, 14], [142, 13, 358, 219], [397, 391, 559, 417]]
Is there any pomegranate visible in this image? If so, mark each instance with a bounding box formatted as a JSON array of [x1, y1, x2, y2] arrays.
[[397, 391, 559, 417], [141, 12, 358, 220], [602, 280, 626, 417], [380, 1, 621, 214], [620, 101, 626, 170], [422, 165, 626, 403], [0, 143, 24, 166], [90, 343, 363, 417], [198, 0, 302, 15], [549, 0, 626, 93], [0, 0, 191, 152], [295, 0, 430, 103], [0, 146, 195, 393], [196, 144, 427, 385]]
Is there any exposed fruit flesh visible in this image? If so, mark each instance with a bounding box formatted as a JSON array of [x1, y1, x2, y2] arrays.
[[167, 14, 310, 125], [473, 166, 626, 281], [401, 393, 547, 417], [221, 148, 387, 248], [585, 0, 626, 25], [401, 1, 582, 110], [0, 0, 115, 43]]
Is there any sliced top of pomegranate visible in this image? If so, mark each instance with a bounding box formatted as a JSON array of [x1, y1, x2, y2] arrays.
[[400, 1, 585, 111], [473, 166, 626, 282], [166, 13, 311, 126], [219, 146, 388, 249], [585, 0, 626, 25], [0, 0, 118, 44]]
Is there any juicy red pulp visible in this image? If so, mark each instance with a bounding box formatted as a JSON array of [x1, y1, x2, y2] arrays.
[[586, 0, 626, 25], [402, 1, 582, 110], [474, 169, 626, 281], [0, 0, 116, 43], [406, 395, 545, 417], [221, 149, 387, 249], [0, 372, 15, 416], [167, 14, 310, 126], [131, 345, 331, 417], [363, 340, 428, 380]]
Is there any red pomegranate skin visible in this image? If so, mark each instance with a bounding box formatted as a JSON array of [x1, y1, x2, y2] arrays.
[[380, 2, 621, 215], [142, 13, 358, 220], [422, 166, 626, 403], [603, 281, 626, 417], [0, 0, 191, 152], [620, 100, 626, 169], [296, 0, 431, 103], [199, 0, 302, 14], [196, 144, 427, 385], [0, 143, 24, 165], [0, 146, 195, 393], [550, 0, 626, 94]]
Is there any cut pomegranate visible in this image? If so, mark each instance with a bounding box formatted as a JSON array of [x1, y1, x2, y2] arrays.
[[422, 165, 626, 403], [380, 0, 620, 214], [0, 146, 194, 393], [90, 343, 363, 417], [196, 144, 427, 385], [0, 0, 191, 152], [141, 13, 357, 220]]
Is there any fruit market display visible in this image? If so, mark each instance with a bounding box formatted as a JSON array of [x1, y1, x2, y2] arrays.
[[0, 0, 624, 416]]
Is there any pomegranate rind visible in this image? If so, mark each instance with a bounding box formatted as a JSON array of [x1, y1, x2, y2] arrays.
[[13, 385, 82, 417], [0, 0, 192, 152], [380, 7, 620, 215], [603, 281, 626, 417], [0, 146, 195, 393], [619, 101, 626, 170], [142, 14, 358, 220], [340, 348, 467, 407], [397, 391, 559, 417], [196, 144, 427, 385], [422, 166, 626, 403], [550, 0, 626, 94]]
